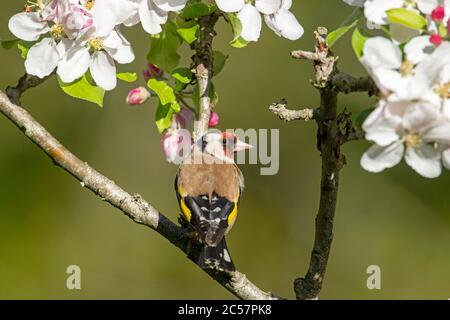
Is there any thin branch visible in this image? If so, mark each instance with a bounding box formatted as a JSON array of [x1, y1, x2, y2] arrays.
[[6, 73, 52, 106], [192, 13, 219, 140], [331, 73, 379, 96], [269, 99, 317, 122], [0, 87, 279, 300], [281, 27, 348, 300]]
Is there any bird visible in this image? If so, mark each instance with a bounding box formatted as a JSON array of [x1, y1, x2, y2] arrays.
[[175, 131, 252, 272]]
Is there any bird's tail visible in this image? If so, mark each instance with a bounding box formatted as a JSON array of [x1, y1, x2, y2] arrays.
[[198, 238, 235, 272]]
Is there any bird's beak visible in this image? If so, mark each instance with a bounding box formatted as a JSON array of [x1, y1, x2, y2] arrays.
[[233, 139, 253, 152]]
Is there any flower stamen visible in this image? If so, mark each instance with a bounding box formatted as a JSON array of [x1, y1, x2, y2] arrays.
[[51, 24, 64, 40], [437, 83, 450, 99], [84, 0, 95, 10], [404, 132, 422, 148], [400, 60, 414, 77], [88, 37, 103, 51]]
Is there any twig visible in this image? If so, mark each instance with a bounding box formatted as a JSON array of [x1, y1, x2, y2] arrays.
[[331, 73, 379, 96], [269, 99, 317, 122], [0, 87, 279, 300], [191, 13, 219, 140], [6, 73, 52, 106]]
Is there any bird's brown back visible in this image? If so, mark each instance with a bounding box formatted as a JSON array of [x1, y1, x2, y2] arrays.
[[177, 153, 243, 201]]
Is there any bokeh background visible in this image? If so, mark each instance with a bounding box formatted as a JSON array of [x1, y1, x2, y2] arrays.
[[1, 0, 449, 300]]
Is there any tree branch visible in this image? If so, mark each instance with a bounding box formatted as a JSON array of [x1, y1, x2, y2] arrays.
[[331, 73, 378, 96], [192, 13, 219, 140], [6, 73, 52, 106], [269, 99, 317, 122], [0, 87, 279, 300], [276, 27, 353, 300]]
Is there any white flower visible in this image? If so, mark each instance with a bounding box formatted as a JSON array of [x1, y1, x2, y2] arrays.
[[264, 0, 304, 41], [57, 27, 135, 90], [363, 0, 404, 26], [361, 38, 450, 101], [122, 0, 187, 34], [215, 0, 303, 42], [75, 0, 139, 36], [361, 100, 450, 178], [8, 0, 76, 78]]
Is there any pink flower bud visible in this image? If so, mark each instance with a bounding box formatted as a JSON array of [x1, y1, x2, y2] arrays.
[[143, 64, 162, 81], [208, 111, 220, 128], [430, 34, 443, 46], [175, 107, 195, 129], [126, 87, 150, 106], [161, 129, 192, 163], [431, 6, 445, 22], [447, 19, 450, 34]]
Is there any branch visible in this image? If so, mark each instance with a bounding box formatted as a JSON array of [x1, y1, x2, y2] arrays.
[[6, 73, 52, 106], [269, 99, 317, 122], [0, 87, 279, 300], [277, 27, 351, 299], [331, 73, 378, 96], [192, 13, 219, 140]]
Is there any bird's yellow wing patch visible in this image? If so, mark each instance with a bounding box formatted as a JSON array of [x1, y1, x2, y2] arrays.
[[177, 184, 192, 222], [227, 202, 238, 225]]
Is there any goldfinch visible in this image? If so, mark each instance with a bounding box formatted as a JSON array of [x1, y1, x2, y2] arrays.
[[175, 131, 252, 271]]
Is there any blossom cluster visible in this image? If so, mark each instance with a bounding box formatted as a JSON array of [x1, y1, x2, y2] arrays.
[[8, 0, 303, 92], [343, 0, 450, 178]]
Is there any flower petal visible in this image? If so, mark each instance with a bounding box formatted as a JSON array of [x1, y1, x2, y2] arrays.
[[90, 51, 117, 91], [360, 141, 405, 173], [405, 144, 442, 178], [153, 0, 188, 12], [238, 4, 262, 42], [265, 9, 304, 40], [139, 0, 168, 34], [404, 36, 435, 64], [255, 0, 281, 15], [25, 38, 60, 78], [363, 106, 401, 146], [8, 12, 50, 42], [57, 46, 91, 83], [215, 0, 245, 12], [361, 37, 402, 71]]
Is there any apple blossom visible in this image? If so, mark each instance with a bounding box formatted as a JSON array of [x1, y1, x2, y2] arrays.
[[361, 38, 450, 101], [208, 111, 220, 128], [57, 26, 135, 90], [8, 0, 83, 78], [143, 63, 163, 81], [215, 0, 303, 42], [126, 87, 151, 105], [122, 0, 188, 35], [361, 100, 450, 178]]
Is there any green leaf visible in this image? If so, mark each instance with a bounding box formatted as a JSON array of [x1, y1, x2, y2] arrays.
[[171, 68, 193, 84], [117, 72, 137, 82], [17, 41, 34, 59], [58, 74, 105, 107], [326, 8, 362, 47], [213, 51, 228, 76], [355, 107, 375, 130], [177, 20, 200, 44], [1, 39, 19, 50], [148, 79, 176, 105], [386, 8, 427, 30], [352, 27, 367, 59], [155, 102, 175, 133], [180, 2, 214, 19], [228, 13, 248, 48], [147, 20, 181, 72]]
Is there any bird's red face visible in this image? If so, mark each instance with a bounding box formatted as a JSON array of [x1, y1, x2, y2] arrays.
[[201, 132, 253, 162], [220, 132, 253, 158]]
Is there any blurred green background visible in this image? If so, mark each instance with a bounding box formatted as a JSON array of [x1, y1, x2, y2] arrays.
[[1, 1, 450, 300]]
